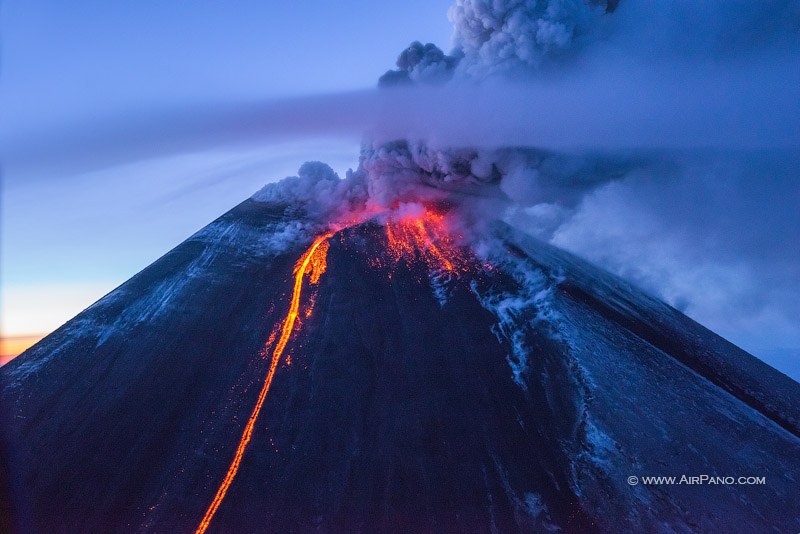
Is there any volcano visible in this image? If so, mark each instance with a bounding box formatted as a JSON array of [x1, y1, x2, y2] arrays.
[[2, 195, 799, 533]]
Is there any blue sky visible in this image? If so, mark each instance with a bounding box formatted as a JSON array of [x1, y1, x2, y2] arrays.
[[1, 0, 453, 337], [1, 0, 798, 380]]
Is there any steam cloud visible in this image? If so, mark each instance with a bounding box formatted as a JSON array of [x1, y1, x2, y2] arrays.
[[250, 0, 800, 369]]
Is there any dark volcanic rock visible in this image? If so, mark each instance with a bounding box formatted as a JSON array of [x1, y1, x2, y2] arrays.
[[2, 199, 799, 533]]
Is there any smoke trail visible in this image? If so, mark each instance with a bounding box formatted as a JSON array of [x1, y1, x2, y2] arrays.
[[356, 0, 800, 369], [4, 55, 799, 175]]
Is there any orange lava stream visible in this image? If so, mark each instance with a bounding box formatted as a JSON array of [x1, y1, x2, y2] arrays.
[[385, 207, 467, 274], [195, 232, 333, 534], [412, 219, 453, 271]]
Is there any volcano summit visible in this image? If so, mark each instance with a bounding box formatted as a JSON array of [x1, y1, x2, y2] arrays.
[[2, 180, 799, 532]]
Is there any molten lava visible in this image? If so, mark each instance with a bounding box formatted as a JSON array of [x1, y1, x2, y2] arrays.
[[384, 205, 469, 274], [196, 232, 333, 534]]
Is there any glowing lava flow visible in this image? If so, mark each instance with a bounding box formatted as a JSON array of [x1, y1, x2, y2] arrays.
[[196, 232, 333, 534], [384, 206, 469, 274]]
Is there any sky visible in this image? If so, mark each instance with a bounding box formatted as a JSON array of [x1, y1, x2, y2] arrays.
[[0, 0, 453, 347], [1, 0, 798, 380]]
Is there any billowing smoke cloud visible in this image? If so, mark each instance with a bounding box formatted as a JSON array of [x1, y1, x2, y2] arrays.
[[252, 161, 366, 221], [380, 1, 800, 84], [514, 151, 800, 358], [378, 42, 459, 87], [447, 0, 799, 76], [449, 0, 615, 76], [247, 0, 800, 372], [378, 0, 617, 83]]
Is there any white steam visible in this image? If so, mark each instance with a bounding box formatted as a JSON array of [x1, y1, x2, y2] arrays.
[[545, 152, 800, 354], [252, 161, 366, 221], [247, 0, 800, 375]]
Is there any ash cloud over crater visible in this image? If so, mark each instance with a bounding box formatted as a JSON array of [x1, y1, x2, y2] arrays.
[[252, 0, 800, 371]]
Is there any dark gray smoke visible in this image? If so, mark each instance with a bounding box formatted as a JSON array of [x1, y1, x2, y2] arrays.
[[248, 0, 800, 371], [378, 42, 459, 87], [449, 0, 615, 76]]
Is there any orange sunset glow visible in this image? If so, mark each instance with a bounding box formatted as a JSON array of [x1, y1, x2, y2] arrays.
[[0, 334, 45, 366]]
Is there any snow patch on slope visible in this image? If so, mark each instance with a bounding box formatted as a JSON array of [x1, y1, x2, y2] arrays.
[[470, 249, 565, 387]]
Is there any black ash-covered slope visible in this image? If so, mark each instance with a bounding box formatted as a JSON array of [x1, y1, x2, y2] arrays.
[[2, 198, 799, 533]]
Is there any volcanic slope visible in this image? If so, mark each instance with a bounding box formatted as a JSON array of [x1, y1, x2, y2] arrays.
[[1, 198, 799, 533]]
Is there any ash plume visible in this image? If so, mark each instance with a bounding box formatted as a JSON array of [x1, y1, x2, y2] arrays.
[[249, 0, 800, 363], [449, 0, 615, 76], [377, 42, 459, 87]]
